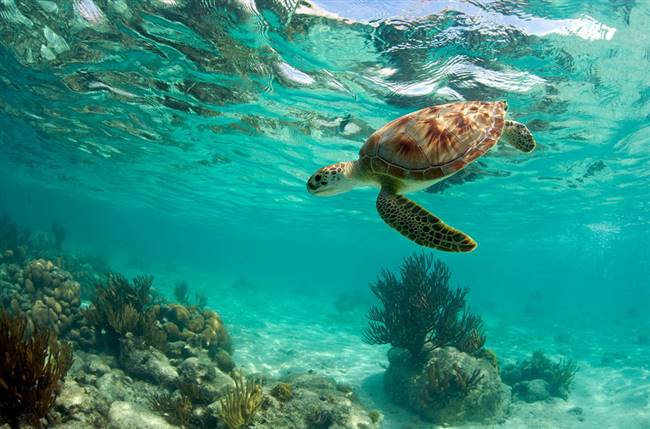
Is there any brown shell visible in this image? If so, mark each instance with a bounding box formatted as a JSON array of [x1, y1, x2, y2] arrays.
[[359, 101, 507, 181]]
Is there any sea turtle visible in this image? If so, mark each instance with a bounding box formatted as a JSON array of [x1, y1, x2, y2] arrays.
[[306, 101, 535, 252]]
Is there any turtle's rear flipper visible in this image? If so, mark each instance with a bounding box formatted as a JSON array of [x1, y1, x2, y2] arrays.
[[503, 120, 536, 152], [376, 190, 477, 252]]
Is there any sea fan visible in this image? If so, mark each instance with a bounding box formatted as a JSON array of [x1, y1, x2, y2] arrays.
[[363, 253, 485, 360]]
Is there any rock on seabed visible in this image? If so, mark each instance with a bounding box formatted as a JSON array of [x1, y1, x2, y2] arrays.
[[384, 346, 511, 425], [108, 402, 176, 429]]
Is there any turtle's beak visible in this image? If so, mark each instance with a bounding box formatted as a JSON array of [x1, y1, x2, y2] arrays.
[[307, 177, 321, 194]]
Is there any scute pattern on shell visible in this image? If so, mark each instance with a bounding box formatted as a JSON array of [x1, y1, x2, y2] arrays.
[[359, 101, 507, 181]]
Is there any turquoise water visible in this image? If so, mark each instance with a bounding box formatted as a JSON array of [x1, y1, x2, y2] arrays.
[[1, 0, 649, 427]]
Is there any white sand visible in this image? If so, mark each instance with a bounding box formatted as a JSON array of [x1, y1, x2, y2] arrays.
[[211, 290, 650, 429], [134, 267, 649, 429]]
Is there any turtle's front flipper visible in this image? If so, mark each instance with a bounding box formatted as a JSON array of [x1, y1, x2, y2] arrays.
[[503, 120, 536, 152], [376, 190, 477, 252]]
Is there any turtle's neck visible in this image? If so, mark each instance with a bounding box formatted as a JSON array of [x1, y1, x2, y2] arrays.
[[345, 160, 371, 184]]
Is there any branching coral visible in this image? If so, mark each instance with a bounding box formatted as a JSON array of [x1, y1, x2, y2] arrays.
[[502, 350, 578, 399], [423, 361, 483, 404], [174, 281, 190, 304], [547, 358, 578, 398], [363, 253, 485, 361], [0, 309, 73, 429], [151, 392, 194, 428], [174, 281, 208, 310], [219, 375, 263, 429], [85, 273, 167, 350]]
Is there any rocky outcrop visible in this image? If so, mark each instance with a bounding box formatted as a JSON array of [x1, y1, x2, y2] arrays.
[[177, 356, 234, 404], [119, 338, 179, 387], [512, 379, 551, 402], [384, 346, 510, 425]]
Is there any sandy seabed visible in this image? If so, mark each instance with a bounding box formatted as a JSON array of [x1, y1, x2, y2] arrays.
[[205, 287, 650, 429]]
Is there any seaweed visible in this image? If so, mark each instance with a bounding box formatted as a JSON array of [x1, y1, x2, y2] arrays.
[[84, 273, 167, 351], [502, 350, 578, 399], [363, 253, 485, 361], [219, 375, 263, 429], [0, 309, 73, 429]]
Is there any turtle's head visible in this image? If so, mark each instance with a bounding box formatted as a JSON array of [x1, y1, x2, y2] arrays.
[[307, 161, 358, 196]]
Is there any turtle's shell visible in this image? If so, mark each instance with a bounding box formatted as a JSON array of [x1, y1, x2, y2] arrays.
[[359, 101, 507, 181]]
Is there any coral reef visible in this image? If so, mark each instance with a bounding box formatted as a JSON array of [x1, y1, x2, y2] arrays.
[[384, 346, 510, 425], [160, 303, 232, 355], [0, 309, 73, 429], [0, 214, 108, 301], [0, 221, 381, 429], [84, 273, 167, 351], [502, 350, 578, 400], [84, 273, 234, 378], [54, 252, 108, 301], [0, 259, 84, 338], [363, 253, 485, 361]]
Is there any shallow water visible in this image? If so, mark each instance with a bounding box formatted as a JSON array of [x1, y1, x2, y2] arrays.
[[0, 0, 649, 428]]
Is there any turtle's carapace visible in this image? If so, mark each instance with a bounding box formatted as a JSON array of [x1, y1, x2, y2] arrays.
[[306, 101, 536, 252]]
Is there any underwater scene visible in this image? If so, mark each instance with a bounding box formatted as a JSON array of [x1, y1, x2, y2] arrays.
[[0, 0, 649, 428]]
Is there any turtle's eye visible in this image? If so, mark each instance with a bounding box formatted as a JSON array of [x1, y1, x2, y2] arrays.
[[315, 174, 322, 182]]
